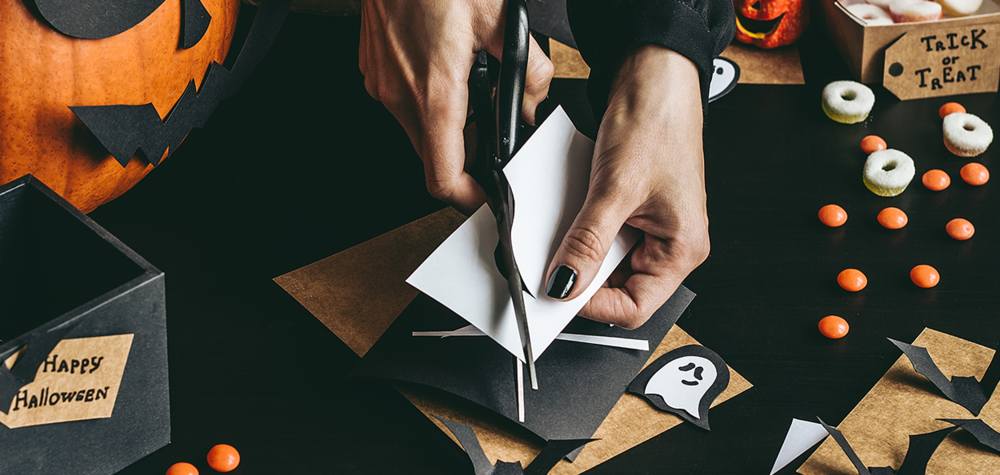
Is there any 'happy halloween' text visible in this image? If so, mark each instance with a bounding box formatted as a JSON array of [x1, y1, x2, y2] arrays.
[[41, 354, 103, 374]]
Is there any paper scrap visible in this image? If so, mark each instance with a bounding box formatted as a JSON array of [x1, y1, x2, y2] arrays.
[[407, 107, 639, 362], [413, 325, 649, 351], [769, 419, 828, 475]]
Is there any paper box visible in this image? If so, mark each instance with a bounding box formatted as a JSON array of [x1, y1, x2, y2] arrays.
[[819, 0, 1000, 99], [0, 175, 168, 474]]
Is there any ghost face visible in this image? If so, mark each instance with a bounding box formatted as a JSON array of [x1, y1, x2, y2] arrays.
[[645, 356, 718, 419], [627, 345, 730, 430]]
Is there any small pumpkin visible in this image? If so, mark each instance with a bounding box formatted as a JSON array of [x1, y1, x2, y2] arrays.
[[0, 0, 240, 213], [733, 0, 809, 49]]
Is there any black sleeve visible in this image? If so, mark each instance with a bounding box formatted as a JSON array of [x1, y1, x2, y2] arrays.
[[566, 0, 736, 119]]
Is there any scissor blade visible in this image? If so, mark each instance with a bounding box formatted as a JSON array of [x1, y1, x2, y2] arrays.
[[494, 170, 538, 390]]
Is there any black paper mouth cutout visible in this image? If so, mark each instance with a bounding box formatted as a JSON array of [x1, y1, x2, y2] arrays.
[[69, 0, 290, 168], [820, 417, 1000, 475], [888, 338, 1000, 416], [30, 0, 211, 48], [626, 344, 729, 430], [434, 415, 592, 475]]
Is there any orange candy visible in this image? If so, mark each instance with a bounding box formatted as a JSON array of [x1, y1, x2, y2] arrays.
[[938, 102, 966, 119], [860, 135, 887, 154], [818, 316, 850, 339], [922, 169, 950, 191], [960, 162, 989, 185], [877, 207, 908, 229], [818, 204, 847, 227], [910, 265, 940, 288], [166, 463, 198, 475], [837, 269, 868, 292], [946, 218, 975, 240], [207, 444, 240, 473]]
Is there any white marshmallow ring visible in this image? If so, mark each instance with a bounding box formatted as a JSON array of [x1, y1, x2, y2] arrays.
[[943, 113, 993, 157], [822, 81, 875, 124], [847, 3, 894, 24], [864, 149, 915, 197]]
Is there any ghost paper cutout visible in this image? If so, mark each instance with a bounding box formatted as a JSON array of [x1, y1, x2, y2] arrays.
[[627, 345, 729, 430], [708, 57, 740, 102], [888, 338, 1000, 415]]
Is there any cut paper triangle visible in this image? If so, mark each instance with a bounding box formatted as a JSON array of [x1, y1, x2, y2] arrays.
[[769, 418, 828, 475]]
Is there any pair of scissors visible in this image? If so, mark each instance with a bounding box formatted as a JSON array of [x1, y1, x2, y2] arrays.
[[467, 0, 538, 390]]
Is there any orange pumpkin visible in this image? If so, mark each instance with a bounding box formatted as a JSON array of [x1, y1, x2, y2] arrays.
[[0, 0, 240, 213]]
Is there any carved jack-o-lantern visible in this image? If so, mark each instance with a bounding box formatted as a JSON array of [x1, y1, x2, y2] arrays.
[[733, 0, 810, 49], [0, 0, 240, 212]]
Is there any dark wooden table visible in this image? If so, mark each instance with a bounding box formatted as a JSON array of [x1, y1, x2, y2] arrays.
[[92, 9, 1000, 475]]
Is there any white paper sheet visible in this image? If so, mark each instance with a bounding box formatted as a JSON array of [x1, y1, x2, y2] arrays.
[[769, 418, 829, 475], [412, 324, 649, 351], [406, 107, 639, 361]]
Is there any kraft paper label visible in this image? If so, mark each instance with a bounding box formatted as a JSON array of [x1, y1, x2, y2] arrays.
[[883, 24, 998, 100], [0, 334, 134, 429]]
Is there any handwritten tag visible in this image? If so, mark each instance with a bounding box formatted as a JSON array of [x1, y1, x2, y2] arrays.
[[883, 25, 998, 100], [0, 334, 133, 429]]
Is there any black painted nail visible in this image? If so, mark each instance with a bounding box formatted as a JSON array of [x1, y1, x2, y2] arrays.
[[546, 265, 577, 299]]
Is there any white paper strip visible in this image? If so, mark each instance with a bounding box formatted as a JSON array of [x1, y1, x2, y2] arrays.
[[413, 325, 649, 351], [770, 418, 829, 475]]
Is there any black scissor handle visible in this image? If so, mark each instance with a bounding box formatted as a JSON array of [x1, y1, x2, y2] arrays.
[[496, 0, 529, 168]]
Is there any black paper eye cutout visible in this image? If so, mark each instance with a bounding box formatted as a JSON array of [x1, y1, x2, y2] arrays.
[[708, 57, 740, 103], [29, 0, 211, 48], [627, 345, 729, 430]]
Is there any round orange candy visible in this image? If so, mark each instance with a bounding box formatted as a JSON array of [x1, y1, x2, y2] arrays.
[[207, 444, 240, 473], [166, 463, 198, 475], [946, 218, 974, 240], [837, 269, 868, 291], [860, 135, 887, 154], [819, 316, 850, 339], [922, 169, 950, 191], [877, 207, 908, 229], [960, 163, 989, 185], [910, 265, 940, 288], [818, 204, 847, 227], [939, 102, 966, 119]]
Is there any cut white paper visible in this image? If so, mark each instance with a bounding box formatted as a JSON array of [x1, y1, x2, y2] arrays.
[[407, 107, 639, 361], [412, 325, 650, 351], [769, 418, 829, 475]]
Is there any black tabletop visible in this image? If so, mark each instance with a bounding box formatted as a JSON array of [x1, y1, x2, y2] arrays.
[[91, 9, 1000, 475]]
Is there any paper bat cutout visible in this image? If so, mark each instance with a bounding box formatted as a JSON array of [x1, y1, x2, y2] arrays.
[[0, 323, 78, 414], [819, 418, 958, 475], [434, 415, 592, 475], [939, 418, 1000, 453], [30, 0, 211, 46], [70, 0, 290, 168], [626, 344, 729, 430], [888, 338, 1000, 415]]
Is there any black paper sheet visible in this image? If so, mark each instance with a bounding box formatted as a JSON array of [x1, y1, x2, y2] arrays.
[[70, 0, 290, 167], [31, 0, 165, 39], [353, 286, 694, 443]]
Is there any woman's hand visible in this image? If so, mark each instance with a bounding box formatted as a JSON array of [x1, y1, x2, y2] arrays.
[[544, 45, 710, 329], [359, 0, 554, 214]]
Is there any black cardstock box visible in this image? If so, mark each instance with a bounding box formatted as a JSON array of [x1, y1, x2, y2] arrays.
[[0, 175, 168, 474]]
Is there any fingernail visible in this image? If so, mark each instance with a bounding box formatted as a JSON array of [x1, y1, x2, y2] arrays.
[[546, 265, 577, 299]]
